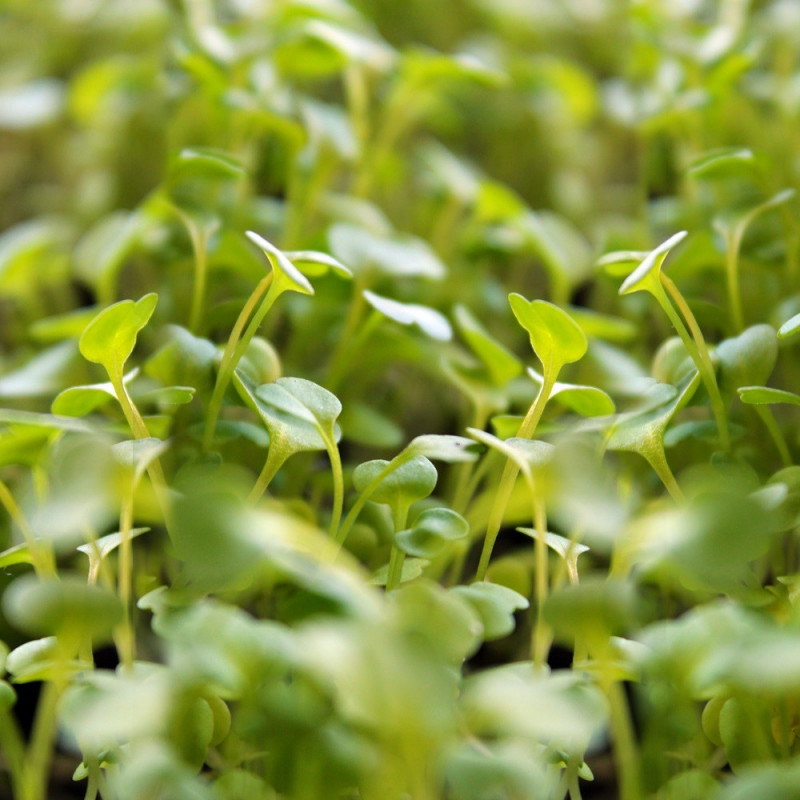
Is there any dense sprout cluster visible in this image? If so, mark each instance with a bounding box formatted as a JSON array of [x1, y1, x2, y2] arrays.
[[2, 1, 800, 798]]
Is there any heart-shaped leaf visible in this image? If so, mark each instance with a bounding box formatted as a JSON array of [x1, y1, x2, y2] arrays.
[[508, 295, 587, 372], [450, 582, 529, 641], [245, 231, 314, 296], [353, 456, 437, 511], [363, 290, 452, 341], [79, 294, 158, 378], [716, 324, 777, 391], [527, 367, 615, 417], [606, 370, 701, 457], [395, 507, 469, 558], [618, 231, 688, 296], [234, 372, 338, 456]]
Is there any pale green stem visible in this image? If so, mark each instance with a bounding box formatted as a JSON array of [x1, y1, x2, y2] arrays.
[[116, 491, 135, 671], [0, 481, 54, 578], [606, 680, 642, 800], [475, 370, 556, 581], [188, 222, 210, 335], [449, 403, 489, 514], [725, 226, 745, 332], [110, 372, 169, 501], [327, 309, 381, 395], [0, 708, 26, 798], [754, 405, 792, 467], [643, 447, 685, 502], [386, 505, 409, 592], [22, 680, 60, 800], [203, 274, 274, 451], [531, 495, 552, 671], [655, 278, 730, 451], [326, 277, 370, 393], [248, 445, 289, 504], [324, 435, 344, 538]]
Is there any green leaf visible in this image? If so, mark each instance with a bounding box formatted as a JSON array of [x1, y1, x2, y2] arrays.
[[79, 294, 158, 377], [738, 385, 800, 407], [29, 306, 98, 344], [339, 402, 404, 448], [687, 147, 756, 178], [618, 231, 688, 296], [508, 295, 587, 371], [329, 223, 446, 279], [716, 324, 778, 391], [566, 306, 638, 343], [256, 377, 341, 444], [364, 290, 452, 341], [244, 231, 314, 296], [0, 542, 33, 569], [778, 311, 800, 342], [527, 367, 615, 417], [169, 147, 246, 181], [402, 434, 483, 463], [77, 528, 149, 564], [544, 577, 640, 643], [3, 574, 123, 641], [284, 250, 353, 279], [370, 557, 428, 586], [606, 370, 701, 457], [395, 508, 469, 558], [52, 368, 139, 417], [451, 582, 529, 641], [0, 341, 79, 399], [6, 636, 91, 683], [353, 456, 437, 510], [454, 304, 522, 386], [517, 529, 590, 583]]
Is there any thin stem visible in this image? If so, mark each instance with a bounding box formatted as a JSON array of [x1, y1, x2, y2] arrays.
[[248, 444, 288, 504], [531, 495, 551, 671], [189, 224, 209, 335], [0, 481, 54, 578], [116, 491, 135, 671], [724, 226, 745, 332], [326, 278, 369, 393], [606, 680, 642, 800], [203, 274, 274, 451], [324, 436, 345, 538], [0, 708, 27, 798], [644, 447, 685, 502], [754, 405, 792, 467], [110, 372, 168, 497], [475, 371, 556, 581], [655, 279, 730, 451], [23, 680, 60, 800], [386, 505, 409, 592]]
